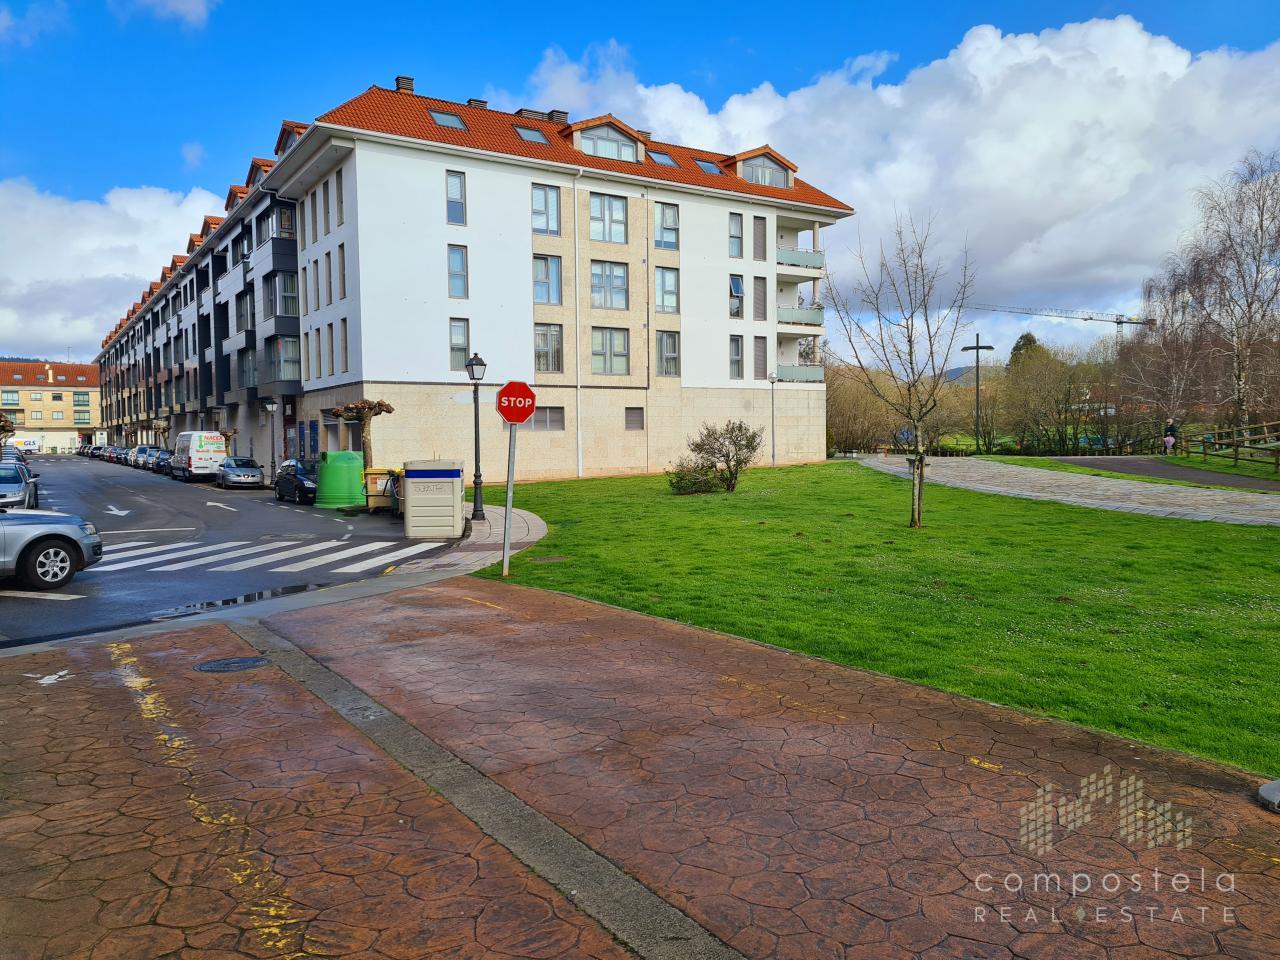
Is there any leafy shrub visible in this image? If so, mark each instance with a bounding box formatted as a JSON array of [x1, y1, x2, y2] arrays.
[[665, 455, 721, 495], [665, 419, 765, 494]]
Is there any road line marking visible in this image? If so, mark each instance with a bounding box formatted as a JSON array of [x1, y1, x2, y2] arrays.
[[333, 542, 446, 573], [154, 541, 303, 570], [209, 540, 346, 571], [96, 541, 202, 561], [100, 527, 197, 534], [95, 542, 249, 571], [102, 541, 153, 552], [270, 541, 398, 572], [0, 590, 85, 601]]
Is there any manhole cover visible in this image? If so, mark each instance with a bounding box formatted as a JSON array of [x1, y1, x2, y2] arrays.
[[194, 656, 271, 673]]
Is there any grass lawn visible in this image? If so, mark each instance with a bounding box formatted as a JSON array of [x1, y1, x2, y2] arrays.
[[477, 462, 1280, 775], [978, 454, 1279, 493]]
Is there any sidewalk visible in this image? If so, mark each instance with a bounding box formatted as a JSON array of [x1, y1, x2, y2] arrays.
[[861, 456, 1280, 525], [3, 576, 1279, 959]]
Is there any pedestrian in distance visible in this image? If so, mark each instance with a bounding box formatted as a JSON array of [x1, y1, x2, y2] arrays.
[[1163, 418, 1178, 455]]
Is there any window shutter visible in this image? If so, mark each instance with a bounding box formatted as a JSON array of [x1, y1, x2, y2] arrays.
[[753, 216, 767, 261], [753, 277, 767, 321], [625, 407, 645, 430], [754, 336, 767, 380]]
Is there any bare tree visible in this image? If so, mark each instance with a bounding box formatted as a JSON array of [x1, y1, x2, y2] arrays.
[[826, 214, 973, 526], [332, 399, 395, 468]]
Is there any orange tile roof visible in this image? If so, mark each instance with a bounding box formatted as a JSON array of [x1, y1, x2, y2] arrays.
[[731, 145, 798, 173], [0, 360, 100, 387], [275, 119, 308, 155], [224, 184, 248, 211], [201, 215, 224, 236], [187, 233, 203, 253], [317, 86, 852, 213]]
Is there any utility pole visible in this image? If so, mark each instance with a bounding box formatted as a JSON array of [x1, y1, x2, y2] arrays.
[[961, 334, 994, 454]]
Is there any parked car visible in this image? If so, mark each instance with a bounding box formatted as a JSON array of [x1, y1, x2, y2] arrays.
[[142, 448, 163, 470], [274, 459, 319, 504], [0, 462, 39, 509], [153, 449, 174, 474], [89, 445, 104, 458], [171, 431, 227, 482], [0, 508, 101, 589], [216, 457, 265, 489]]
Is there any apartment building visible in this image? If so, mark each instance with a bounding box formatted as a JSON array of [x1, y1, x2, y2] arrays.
[[1, 361, 100, 452], [98, 78, 852, 480]]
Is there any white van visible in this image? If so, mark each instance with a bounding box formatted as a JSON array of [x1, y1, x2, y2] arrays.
[[171, 431, 227, 482]]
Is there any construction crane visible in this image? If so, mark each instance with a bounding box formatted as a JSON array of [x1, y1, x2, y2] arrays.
[[973, 303, 1156, 332]]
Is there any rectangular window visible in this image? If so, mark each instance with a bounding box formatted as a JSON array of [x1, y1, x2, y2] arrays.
[[335, 168, 344, 225], [338, 244, 347, 299], [299, 198, 307, 249], [448, 245, 468, 298], [325, 252, 333, 305], [534, 323, 563, 373], [656, 203, 679, 249], [533, 255, 562, 305], [310, 190, 319, 241], [301, 266, 309, 315], [655, 267, 679, 313], [754, 336, 768, 379], [522, 406, 566, 431], [515, 126, 548, 143], [340, 319, 349, 373], [532, 184, 560, 235], [75, 410, 90, 424], [73, 391, 89, 405], [590, 261, 628, 309], [589, 193, 627, 243], [753, 216, 767, 261], [581, 126, 637, 161], [591, 327, 630, 375], [302, 332, 311, 380], [446, 171, 466, 225], [729, 213, 743, 257], [326, 323, 335, 376], [51, 410, 64, 420], [5, 390, 22, 404], [280, 335, 302, 380], [322, 180, 331, 234], [314, 331, 322, 378], [753, 276, 767, 321], [30, 410, 42, 420], [730, 335, 744, 379], [449, 318, 470, 371], [235, 289, 255, 332], [625, 407, 645, 431], [729, 275, 744, 318], [657, 331, 680, 376], [313, 259, 320, 306]]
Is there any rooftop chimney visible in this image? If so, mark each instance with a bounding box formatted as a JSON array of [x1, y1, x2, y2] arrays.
[[517, 107, 548, 120], [467, 98, 488, 109], [395, 75, 415, 94], [635, 130, 651, 141], [548, 109, 569, 124]]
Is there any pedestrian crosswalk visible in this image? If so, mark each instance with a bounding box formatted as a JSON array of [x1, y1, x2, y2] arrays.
[[92, 536, 445, 577]]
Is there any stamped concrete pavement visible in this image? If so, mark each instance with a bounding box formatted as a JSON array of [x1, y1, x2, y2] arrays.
[[861, 456, 1280, 525]]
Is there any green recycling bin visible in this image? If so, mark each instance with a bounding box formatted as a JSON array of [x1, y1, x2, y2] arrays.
[[315, 449, 366, 510]]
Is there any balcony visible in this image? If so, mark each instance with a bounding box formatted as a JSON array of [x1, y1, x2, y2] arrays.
[[777, 305, 826, 329], [777, 364, 824, 383], [776, 245, 825, 281]]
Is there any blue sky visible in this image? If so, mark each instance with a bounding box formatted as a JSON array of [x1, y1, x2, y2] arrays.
[[3, 0, 1280, 360]]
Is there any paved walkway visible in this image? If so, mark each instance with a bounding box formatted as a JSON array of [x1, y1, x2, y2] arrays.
[[4, 577, 1280, 959], [861, 456, 1280, 525], [1054, 456, 1280, 493]]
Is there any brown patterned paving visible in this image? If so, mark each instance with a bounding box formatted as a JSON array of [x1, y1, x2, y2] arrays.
[[267, 579, 1280, 960], [0, 625, 632, 960]]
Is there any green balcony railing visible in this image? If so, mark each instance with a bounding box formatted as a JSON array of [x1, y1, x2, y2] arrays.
[[777, 305, 826, 326], [776, 246, 825, 270], [777, 364, 824, 383]]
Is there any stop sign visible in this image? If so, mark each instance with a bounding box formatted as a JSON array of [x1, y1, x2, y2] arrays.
[[495, 381, 537, 425]]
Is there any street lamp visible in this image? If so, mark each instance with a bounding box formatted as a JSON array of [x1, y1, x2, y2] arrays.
[[262, 398, 278, 483], [768, 373, 778, 466], [465, 352, 487, 521], [961, 334, 995, 454]]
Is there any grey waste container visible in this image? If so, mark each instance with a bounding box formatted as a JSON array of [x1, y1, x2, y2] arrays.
[[402, 460, 465, 539]]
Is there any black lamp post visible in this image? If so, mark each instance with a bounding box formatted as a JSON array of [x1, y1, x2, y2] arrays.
[[961, 334, 995, 454], [465, 352, 487, 521]]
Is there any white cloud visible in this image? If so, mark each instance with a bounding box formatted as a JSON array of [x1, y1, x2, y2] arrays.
[[126, 0, 219, 27], [180, 141, 205, 169], [0, 0, 66, 46], [499, 19, 1280, 354], [0, 179, 219, 360]]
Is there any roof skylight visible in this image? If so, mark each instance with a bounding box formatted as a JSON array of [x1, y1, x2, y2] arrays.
[[430, 110, 467, 130]]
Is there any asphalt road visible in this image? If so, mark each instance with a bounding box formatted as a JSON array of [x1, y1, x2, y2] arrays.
[[1054, 455, 1280, 491], [0, 455, 444, 645]]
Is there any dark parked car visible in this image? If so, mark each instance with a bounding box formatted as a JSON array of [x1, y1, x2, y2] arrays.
[[274, 459, 319, 504], [153, 450, 174, 474], [89, 445, 104, 458]]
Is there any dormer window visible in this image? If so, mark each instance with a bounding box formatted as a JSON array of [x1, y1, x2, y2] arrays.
[[581, 125, 637, 162], [743, 154, 787, 186], [648, 150, 677, 167], [430, 110, 467, 130], [515, 126, 548, 143], [694, 159, 723, 176]]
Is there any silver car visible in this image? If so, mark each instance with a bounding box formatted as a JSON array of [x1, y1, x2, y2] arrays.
[[0, 462, 38, 509], [215, 457, 265, 489], [0, 509, 102, 589]]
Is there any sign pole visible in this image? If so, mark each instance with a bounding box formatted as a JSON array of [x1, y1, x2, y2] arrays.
[[502, 423, 517, 577]]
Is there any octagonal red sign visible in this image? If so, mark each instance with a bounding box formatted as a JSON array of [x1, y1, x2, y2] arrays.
[[495, 380, 537, 424]]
